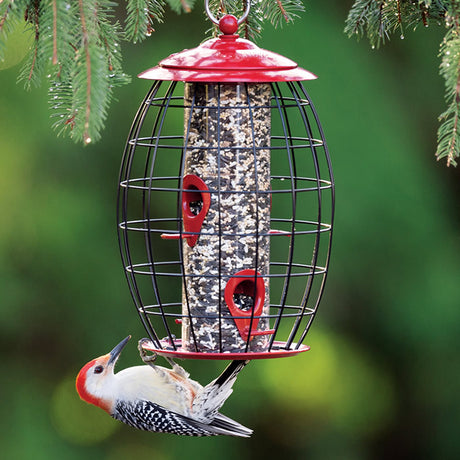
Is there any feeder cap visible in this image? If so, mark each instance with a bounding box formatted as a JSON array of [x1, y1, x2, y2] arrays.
[[138, 33, 317, 83]]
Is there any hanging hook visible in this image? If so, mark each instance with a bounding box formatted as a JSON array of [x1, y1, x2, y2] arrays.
[[204, 0, 251, 26]]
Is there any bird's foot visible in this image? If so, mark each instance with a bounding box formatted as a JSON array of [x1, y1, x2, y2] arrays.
[[138, 338, 158, 366], [167, 358, 189, 378]]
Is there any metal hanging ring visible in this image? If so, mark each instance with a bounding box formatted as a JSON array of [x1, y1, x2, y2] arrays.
[[204, 0, 251, 26]]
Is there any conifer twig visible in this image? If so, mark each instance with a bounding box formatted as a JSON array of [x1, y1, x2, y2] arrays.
[[52, 0, 57, 65], [78, 0, 92, 145]]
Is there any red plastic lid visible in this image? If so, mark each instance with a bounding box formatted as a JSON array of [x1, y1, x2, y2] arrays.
[[139, 31, 316, 83]]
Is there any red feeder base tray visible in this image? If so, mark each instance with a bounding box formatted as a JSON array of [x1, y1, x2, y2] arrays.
[[141, 339, 310, 360]]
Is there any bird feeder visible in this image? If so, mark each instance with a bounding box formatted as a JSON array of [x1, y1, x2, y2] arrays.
[[118, 3, 334, 360]]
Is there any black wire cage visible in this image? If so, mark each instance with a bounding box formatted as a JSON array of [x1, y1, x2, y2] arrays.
[[117, 17, 334, 360]]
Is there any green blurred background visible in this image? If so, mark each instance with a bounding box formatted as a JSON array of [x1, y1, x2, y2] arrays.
[[1, 1, 460, 459]]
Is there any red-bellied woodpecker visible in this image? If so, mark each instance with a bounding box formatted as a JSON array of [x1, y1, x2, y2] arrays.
[[76, 336, 252, 437]]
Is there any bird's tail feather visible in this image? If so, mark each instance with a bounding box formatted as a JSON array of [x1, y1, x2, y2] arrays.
[[191, 360, 250, 422], [213, 360, 249, 388], [180, 411, 253, 437], [208, 412, 253, 437]]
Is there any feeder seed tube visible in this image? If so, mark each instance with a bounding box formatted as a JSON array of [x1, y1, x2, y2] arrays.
[[181, 83, 272, 353]]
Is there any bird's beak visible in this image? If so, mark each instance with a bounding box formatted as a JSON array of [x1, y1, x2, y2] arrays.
[[108, 335, 131, 366]]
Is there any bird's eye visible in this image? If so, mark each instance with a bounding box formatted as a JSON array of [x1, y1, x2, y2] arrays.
[[94, 365, 104, 374]]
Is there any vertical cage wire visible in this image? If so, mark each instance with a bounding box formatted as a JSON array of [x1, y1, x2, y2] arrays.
[[117, 80, 334, 358]]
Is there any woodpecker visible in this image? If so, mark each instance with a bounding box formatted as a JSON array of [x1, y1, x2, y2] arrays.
[[76, 336, 252, 437]]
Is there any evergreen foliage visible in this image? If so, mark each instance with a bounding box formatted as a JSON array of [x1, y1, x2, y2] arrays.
[[0, 0, 301, 145], [2, 0, 457, 165], [125, 0, 164, 44], [345, 0, 460, 166], [1, 0, 132, 144]]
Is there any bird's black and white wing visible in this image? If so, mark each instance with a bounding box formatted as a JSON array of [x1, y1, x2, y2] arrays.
[[113, 399, 252, 437]]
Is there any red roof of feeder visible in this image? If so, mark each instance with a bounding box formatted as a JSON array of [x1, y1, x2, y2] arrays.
[[138, 34, 317, 83]]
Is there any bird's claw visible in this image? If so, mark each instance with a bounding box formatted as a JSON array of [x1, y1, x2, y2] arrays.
[[137, 338, 188, 377], [138, 338, 158, 366]]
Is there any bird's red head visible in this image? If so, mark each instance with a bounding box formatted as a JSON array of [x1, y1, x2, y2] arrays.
[[76, 336, 131, 413]]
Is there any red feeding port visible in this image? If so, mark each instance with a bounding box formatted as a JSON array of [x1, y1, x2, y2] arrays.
[[225, 269, 274, 341], [182, 175, 210, 247], [161, 174, 210, 247]]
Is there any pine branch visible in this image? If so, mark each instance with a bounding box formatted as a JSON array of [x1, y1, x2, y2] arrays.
[[0, 1, 29, 62], [125, 0, 164, 44], [1, 0, 304, 146], [46, 1, 78, 131], [96, 4, 130, 88], [262, 0, 305, 28], [344, 1, 388, 49], [18, 0, 46, 89], [27, 4, 40, 83], [436, 7, 460, 166], [51, 0, 57, 65], [50, 0, 130, 143], [78, 0, 94, 144]]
